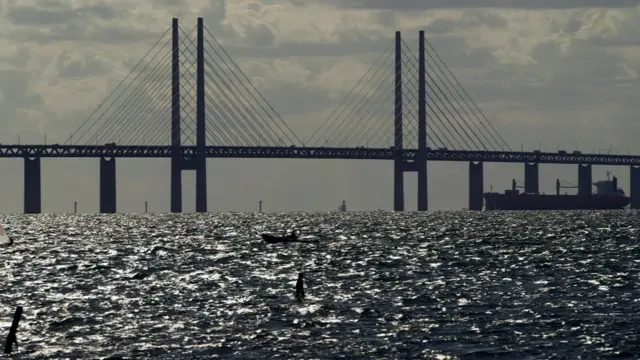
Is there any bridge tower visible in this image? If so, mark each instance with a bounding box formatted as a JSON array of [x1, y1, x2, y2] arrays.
[[393, 31, 429, 211], [170, 17, 208, 213]]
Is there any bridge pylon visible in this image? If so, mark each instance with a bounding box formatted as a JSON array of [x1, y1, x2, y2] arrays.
[[393, 31, 428, 211], [170, 17, 208, 213]]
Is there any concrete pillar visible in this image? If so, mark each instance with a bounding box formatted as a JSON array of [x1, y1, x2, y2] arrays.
[[468, 161, 484, 210], [23, 157, 41, 214], [578, 164, 592, 195], [524, 162, 539, 194], [99, 158, 116, 213]]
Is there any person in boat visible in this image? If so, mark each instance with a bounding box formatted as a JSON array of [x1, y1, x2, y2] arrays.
[[288, 230, 298, 240], [295, 272, 305, 302]]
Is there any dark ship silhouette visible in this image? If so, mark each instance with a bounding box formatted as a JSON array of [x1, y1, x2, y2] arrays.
[[483, 171, 630, 210]]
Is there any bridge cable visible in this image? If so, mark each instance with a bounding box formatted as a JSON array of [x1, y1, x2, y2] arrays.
[[403, 39, 487, 151], [334, 55, 396, 146], [199, 38, 284, 147], [200, 42, 280, 146], [424, 39, 511, 151], [400, 42, 461, 149], [418, 41, 496, 151], [95, 44, 175, 145], [204, 26, 303, 146], [317, 48, 394, 147], [425, 39, 509, 151], [321, 46, 395, 147], [401, 44, 466, 149], [66, 25, 172, 145], [176, 28, 241, 146], [345, 71, 395, 147], [90, 43, 173, 145], [306, 40, 395, 147], [103, 49, 175, 145], [399, 44, 457, 149], [178, 30, 266, 146], [402, 81, 451, 149]]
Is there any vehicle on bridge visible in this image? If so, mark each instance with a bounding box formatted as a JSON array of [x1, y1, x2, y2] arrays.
[[483, 172, 630, 210]]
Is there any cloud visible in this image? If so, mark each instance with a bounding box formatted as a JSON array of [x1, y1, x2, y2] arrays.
[[0, 0, 639, 212]]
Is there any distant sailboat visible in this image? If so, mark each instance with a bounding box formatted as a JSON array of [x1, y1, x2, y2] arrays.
[[0, 223, 11, 245]]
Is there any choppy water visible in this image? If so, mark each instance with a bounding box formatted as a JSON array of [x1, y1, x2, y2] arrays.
[[1, 211, 640, 359]]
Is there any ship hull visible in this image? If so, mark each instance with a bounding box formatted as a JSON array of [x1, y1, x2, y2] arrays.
[[483, 193, 630, 211]]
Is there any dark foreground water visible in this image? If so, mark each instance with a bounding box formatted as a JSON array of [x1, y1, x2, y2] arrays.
[[1, 211, 640, 359]]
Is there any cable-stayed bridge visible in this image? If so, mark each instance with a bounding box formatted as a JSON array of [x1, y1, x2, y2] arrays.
[[7, 17, 640, 213]]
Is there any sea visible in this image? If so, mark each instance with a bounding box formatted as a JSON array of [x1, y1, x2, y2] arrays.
[[1, 211, 639, 359]]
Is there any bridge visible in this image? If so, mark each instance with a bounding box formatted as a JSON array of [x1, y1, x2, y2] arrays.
[[9, 17, 640, 213], [7, 145, 640, 164]]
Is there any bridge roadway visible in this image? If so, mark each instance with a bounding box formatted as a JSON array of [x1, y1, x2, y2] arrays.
[[3, 145, 640, 166]]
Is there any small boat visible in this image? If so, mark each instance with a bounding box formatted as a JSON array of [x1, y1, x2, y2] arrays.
[[261, 234, 313, 244]]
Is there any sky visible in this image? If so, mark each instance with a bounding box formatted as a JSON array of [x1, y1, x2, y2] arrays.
[[0, 0, 639, 213]]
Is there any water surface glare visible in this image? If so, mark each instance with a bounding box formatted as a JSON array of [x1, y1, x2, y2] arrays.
[[1, 211, 639, 358]]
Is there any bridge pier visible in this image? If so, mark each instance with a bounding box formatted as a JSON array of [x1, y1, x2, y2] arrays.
[[99, 158, 116, 213], [524, 163, 539, 194], [23, 157, 41, 214], [468, 161, 483, 210], [578, 164, 592, 195], [393, 159, 404, 211], [630, 166, 640, 209], [170, 159, 182, 212]]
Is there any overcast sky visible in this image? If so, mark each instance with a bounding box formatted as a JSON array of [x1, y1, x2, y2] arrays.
[[0, 0, 639, 213]]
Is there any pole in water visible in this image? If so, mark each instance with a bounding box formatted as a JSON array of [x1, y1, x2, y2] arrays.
[[74, 201, 77, 214], [145, 201, 148, 213], [295, 272, 305, 302], [4, 306, 22, 354], [259, 200, 262, 213]]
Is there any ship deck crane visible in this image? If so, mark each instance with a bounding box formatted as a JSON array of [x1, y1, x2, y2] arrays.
[[511, 179, 525, 191], [556, 179, 578, 195]]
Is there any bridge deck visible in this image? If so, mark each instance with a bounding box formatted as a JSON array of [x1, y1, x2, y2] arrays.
[[2, 145, 639, 166]]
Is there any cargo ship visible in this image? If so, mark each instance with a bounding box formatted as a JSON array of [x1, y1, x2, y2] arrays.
[[483, 172, 630, 210]]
